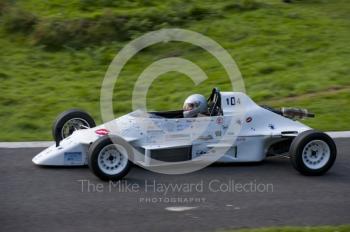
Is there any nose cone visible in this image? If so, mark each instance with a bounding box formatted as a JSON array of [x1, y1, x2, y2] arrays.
[[32, 145, 65, 165], [32, 155, 40, 165], [32, 153, 51, 165], [32, 128, 96, 166], [32, 141, 86, 166]]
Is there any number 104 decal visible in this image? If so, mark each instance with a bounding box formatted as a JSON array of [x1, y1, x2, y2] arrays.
[[226, 97, 240, 106]]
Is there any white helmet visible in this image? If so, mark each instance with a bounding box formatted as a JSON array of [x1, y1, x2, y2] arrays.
[[183, 94, 208, 118]]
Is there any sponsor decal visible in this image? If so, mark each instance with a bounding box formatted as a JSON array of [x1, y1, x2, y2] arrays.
[[237, 137, 246, 142], [195, 150, 207, 156], [246, 117, 252, 123], [64, 152, 82, 165], [216, 117, 224, 125], [95, 128, 110, 136], [268, 124, 275, 130]]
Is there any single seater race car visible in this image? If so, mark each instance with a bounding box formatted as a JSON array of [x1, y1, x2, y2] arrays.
[[32, 88, 337, 180]]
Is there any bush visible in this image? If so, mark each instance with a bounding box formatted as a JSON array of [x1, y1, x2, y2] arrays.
[[241, 0, 260, 10], [32, 8, 188, 49], [189, 6, 213, 20], [78, 0, 156, 11], [32, 13, 132, 49], [79, 0, 118, 10], [33, 20, 76, 49], [33, 19, 97, 49], [2, 7, 37, 33], [0, 0, 9, 15], [88, 11, 130, 42], [224, 0, 261, 12], [27, 2, 216, 49]]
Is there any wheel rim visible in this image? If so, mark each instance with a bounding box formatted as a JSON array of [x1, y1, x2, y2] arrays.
[[97, 144, 128, 175], [302, 140, 331, 170], [61, 118, 90, 138]]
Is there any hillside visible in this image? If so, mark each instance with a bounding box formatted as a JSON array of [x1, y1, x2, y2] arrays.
[[0, 0, 349, 140]]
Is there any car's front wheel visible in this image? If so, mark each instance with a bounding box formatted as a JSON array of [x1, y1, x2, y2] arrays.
[[52, 109, 95, 144], [289, 130, 337, 176], [88, 135, 132, 181]]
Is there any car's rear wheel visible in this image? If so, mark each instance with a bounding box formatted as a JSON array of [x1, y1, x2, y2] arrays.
[[88, 135, 132, 181], [52, 109, 95, 144], [289, 130, 336, 176]]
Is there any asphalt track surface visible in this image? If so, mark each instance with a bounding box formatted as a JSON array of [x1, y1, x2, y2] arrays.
[[1, 139, 349, 232]]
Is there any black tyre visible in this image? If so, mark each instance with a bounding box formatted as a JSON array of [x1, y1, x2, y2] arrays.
[[290, 130, 337, 176], [52, 109, 95, 143], [88, 135, 132, 181]]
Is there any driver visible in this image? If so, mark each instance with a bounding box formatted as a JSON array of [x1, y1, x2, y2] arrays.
[[183, 94, 208, 118]]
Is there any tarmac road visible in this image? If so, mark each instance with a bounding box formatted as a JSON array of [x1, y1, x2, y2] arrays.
[[0, 138, 349, 232]]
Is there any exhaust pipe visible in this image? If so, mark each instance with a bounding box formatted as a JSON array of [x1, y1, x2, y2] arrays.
[[281, 107, 315, 120]]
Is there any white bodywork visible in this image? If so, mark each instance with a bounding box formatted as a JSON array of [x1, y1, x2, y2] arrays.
[[33, 92, 311, 166]]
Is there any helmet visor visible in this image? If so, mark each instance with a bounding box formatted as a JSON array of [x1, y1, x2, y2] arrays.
[[183, 102, 199, 111]]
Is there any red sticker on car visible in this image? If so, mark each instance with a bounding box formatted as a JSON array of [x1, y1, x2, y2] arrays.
[[95, 129, 110, 136], [246, 117, 252, 123]]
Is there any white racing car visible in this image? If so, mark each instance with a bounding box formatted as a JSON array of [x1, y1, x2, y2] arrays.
[[32, 88, 337, 180]]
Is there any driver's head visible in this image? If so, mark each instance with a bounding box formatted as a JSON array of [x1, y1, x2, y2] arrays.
[[183, 94, 208, 118]]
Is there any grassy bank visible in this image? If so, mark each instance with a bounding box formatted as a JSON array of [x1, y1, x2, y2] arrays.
[[0, 0, 349, 141]]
